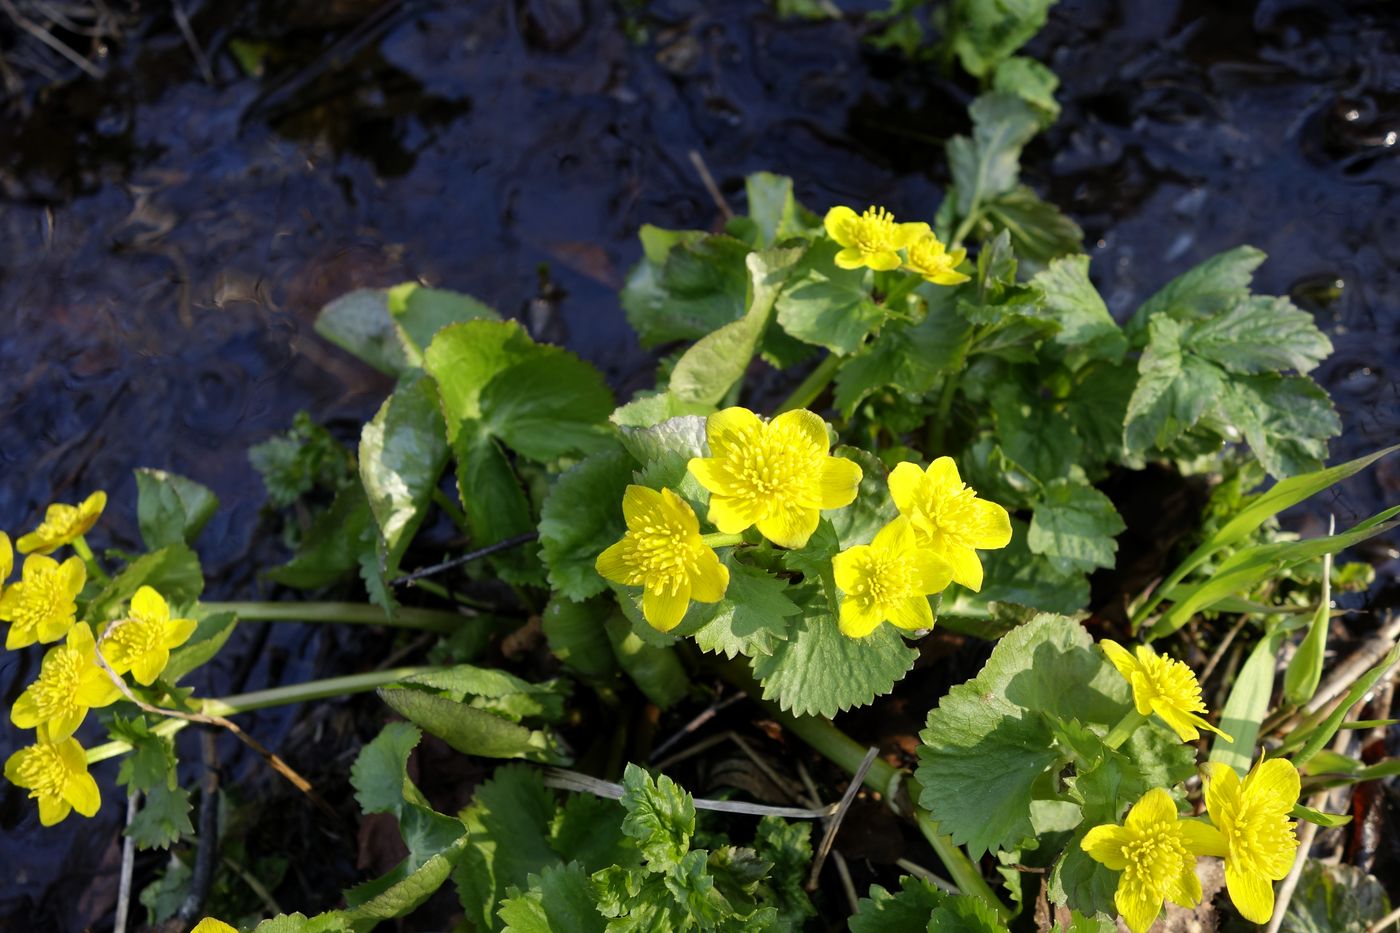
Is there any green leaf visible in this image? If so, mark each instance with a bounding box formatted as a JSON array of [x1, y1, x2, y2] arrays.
[[1208, 627, 1288, 772], [128, 781, 194, 850], [610, 391, 713, 428], [931, 895, 1013, 933], [134, 469, 219, 549], [751, 605, 918, 717], [1187, 296, 1331, 374], [668, 247, 802, 405], [1129, 245, 1267, 335], [1285, 563, 1331, 706], [542, 597, 620, 683], [944, 0, 1054, 79], [850, 875, 948, 932], [1123, 315, 1227, 456], [1027, 478, 1125, 574], [401, 665, 567, 721], [620, 763, 695, 871], [621, 231, 752, 346], [992, 56, 1059, 125], [85, 543, 204, 624], [549, 794, 633, 872], [1280, 861, 1392, 933], [833, 295, 971, 417], [248, 410, 353, 509], [981, 186, 1084, 271], [1049, 832, 1118, 919], [1290, 641, 1400, 769], [252, 913, 351, 933], [991, 381, 1082, 484], [774, 239, 884, 355], [453, 434, 540, 585], [315, 289, 415, 376], [378, 687, 568, 763], [112, 716, 177, 794], [343, 829, 470, 924], [958, 517, 1090, 616], [386, 282, 500, 356], [692, 559, 800, 659], [538, 446, 633, 600], [1292, 804, 1352, 828], [947, 94, 1041, 219], [500, 862, 606, 933], [268, 483, 374, 589], [350, 721, 426, 817], [359, 372, 450, 572], [826, 447, 899, 549], [618, 414, 711, 508], [480, 352, 615, 461], [161, 609, 237, 684], [1216, 373, 1340, 477], [753, 817, 816, 927], [1031, 255, 1125, 365], [745, 172, 815, 247], [456, 766, 564, 931]]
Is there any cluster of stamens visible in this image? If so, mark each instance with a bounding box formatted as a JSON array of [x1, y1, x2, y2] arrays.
[[847, 206, 900, 252], [13, 744, 69, 799]]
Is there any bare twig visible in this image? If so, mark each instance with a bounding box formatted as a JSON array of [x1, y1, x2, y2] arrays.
[[1367, 903, 1400, 933], [390, 532, 539, 586], [652, 729, 732, 772], [650, 692, 746, 762], [177, 731, 221, 921], [688, 150, 733, 221], [832, 850, 860, 916], [170, 0, 215, 85], [895, 858, 958, 894], [540, 767, 837, 819], [1199, 612, 1251, 684], [113, 789, 140, 933], [0, 0, 104, 78], [806, 746, 878, 890]]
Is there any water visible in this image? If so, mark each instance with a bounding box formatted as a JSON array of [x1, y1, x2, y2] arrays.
[[1, 0, 1397, 926]]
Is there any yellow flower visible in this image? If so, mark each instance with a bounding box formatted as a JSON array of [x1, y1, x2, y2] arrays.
[[0, 554, 87, 650], [100, 586, 198, 685], [11, 624, 122, 740], [1203, 757, 1300, 924], [832, 518, 953, 638], [4, 733, 102, 826], [17, 491, 107, 555], [1101, 640, 1232, 744], [904, 234, 970, 285], [823, 205, 930, 271], [596, 486, 730, 632], [688, 407, 862, 549], [1081, 787, 1226, 933], [887, 458, 1011, 591], [191, 920, 239, 933]]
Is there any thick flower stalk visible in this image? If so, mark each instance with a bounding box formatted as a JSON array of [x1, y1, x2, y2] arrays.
[[0, 554, 87, 649], [100, 585, 197, 685], [688, 407, 862, 549], [1101, 640, 1232, 743], [887, 457, 1011, 591], [1081, 787, 1226, 933], [823, 205, 930, 271], [4, 733, 101, 826], [596, 485, 730, 632], [832, 518, 953, 637], [11, 624, 121, 740], [16, 491, 107, 555], [1203, 757, 1300, 924], [903, 234, 970, 285]]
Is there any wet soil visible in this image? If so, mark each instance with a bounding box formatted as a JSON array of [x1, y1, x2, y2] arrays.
[[2, 0, 1398, 928]]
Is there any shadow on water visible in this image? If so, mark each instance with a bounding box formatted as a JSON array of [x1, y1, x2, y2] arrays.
[[0, 0, 1397, 926]]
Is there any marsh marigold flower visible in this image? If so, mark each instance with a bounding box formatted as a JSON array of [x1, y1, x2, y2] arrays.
[[823, 205, 930, 272], [0, 531, 12, 595], [1081, 787, 1226, 933], [0, 554, 86, 650], [832, 517, 953, 638], [191, 920, 238, 933], [12, 624, 121, 740], [17, 491, 107, 555], [887, 458, 1011, 592], [596, 486, 730, 632], [688, 407, 862, 549], [101, 586, 197, 685], [1101, 640, 1232, 744], [1203, 757, 1300, 924], [904, 234, 970, 286], [4, 733, 101, 826]]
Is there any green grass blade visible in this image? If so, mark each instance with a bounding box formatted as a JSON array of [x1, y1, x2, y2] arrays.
[[1289, 640, 1400, 768], [1209, 626, 1287, 773]]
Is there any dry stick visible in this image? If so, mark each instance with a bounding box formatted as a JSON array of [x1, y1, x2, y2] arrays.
[[178, 730, 221, 921], [93, 626, 340, 823], [689, 150, 734, 221], [895, 858, 958, 894], [539, 767, 837, 819], [650, 692, 746, 762], [0, 0, 103, 77], [171, 0, 214, 85], [652, 729, 733, 772], [389, 532, 540, 586], [1200, 612, 1252, 685], [730, 731, 808, 801], [1368, 903, 1400, 933], [806, 746, 879, 891], [795, 759, 861, 914], [113, 789, 140, 933]]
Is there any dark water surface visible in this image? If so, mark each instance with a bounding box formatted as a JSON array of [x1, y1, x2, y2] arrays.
[[1, 0, 1398, 926]]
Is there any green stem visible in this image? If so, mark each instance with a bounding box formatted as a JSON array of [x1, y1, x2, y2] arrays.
[[408, 579, 504, 612], [950, 208, 980, 252], [73, 535, 111, 584], [716, 661, 1010, 917], [700, 533, 744, 548], [432, 488, 471, 535], [86, 666, 438, 764], [1104, 710, 1147, 750], [775, 353, 841, 415], [201, 601, 468, 635]]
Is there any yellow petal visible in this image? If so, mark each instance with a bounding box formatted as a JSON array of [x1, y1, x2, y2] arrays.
[[926, 456, 963, 494], [130, 586, 169, 625], [689, 549, 729, 603], [893, 221, 931, 248], [1080, 824, 1130, 870], [871, 517, 915, 554], [1204, 762, 1242, 826], [705, 407, 763, 457], [1178, 818, 1228, 858], [1126, 787, 1179, 831], [865, 250, 902, 272], [76, 669, 122, 708], [164, 616, 198, 650], [642, 581, 691, 632], [910, 551, 954, 595], [823, 205, 857, 244], [38, 795, 72, 826], [756, 502, 821, 549], [888, 596, 933, 632], [0, 531, 11, 581], [1115, 880, 1163, 933], [943, 543, 984, 591], [948, 247, 967, 266], [36, 610, 75, 644], [838, 599, 882, 638], [23, 554, 58, 582], [1165, 859, 1202, 908], [79, 490, 108, 524], [595, 539, 635, 584], [1150, 699, 1203, 741], [48, 707, 84, 743], [659, 488, 700, 535], [831, 546, 865, 593], [815, 456, 863, 511], [59, 555, 87, 596], [622, 484, 664, 527], [708, 494, 763, 535], [770, 408, 830, 452], [1225, 862, 1276, 924], [887, 462, 926, 516], [132, 648, 169, 686], [1099, 640, 1140, 682], [930, 269, 971, 286], [1244, 758, 1301, 813], [10, 692, 40, 730], [688, 458, 739, 497], [191, 921, 240, 933], [3, 748, 25, 785], [65, 771, 101, 817], [969, 499, 1013, 549]]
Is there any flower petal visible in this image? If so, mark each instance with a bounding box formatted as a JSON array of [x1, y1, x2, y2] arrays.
[[689, 549, 729, 603], [1203, 762, 1243, 827], [926, 456, 963, 494], [823, 205, 857, 244], [132, 648, 170, 686], [164, 616, 198, 650], [688, 458, 739, 497], [1244, 758, 1301, 813], [942, 543, 984, 591], [1178, 818, 1229, 858], [642, 581, 691, 632], [968, 498, 1013, 549], [705, 407, 763, 457], [1225, 862, 1277, 924], [871, 517, 915, 554], [130, 586, 169, 626], [866, 250, 902, 272], [831, 547, 865, 593], [838, 599, 882, 638], [10, 692, 40, 730], [1125, 787, 1179, 831], [930, 269, 971, 286], [1164, 858, 1202, 908], [910, 551, 954, 595], [1115, 880, 1163, 933], [770, 409, 830, 452], [1080, 823, 1130, 870], [1099, 639, 1140, 683], [815, 456, 863, 511], [893, 221, 931, 248], [59, 556, 87, 596], [64, 771, 101, 817], [659, 488, 700, 535], [38, 795, 72, 826], [888, 596, 933, 632], [1150, 698, 1202, 741], [621, 484, 664, 527], [834, 247, 867, 270], [888, 462, 926, 516], [708, 494, 764, 536], [756, 502, 821, 549]]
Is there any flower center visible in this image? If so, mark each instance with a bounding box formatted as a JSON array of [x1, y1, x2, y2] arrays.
[[1140, 653, 1207, 713], [1226, 802, 1297, 875], [29, 647, 86, 719], [15, 744, 70, 799], [908, 238, 948, 271], [722, 426, 820, 510], [847, 206, 900, 254], [916, 483, 979, 545], [14, 573, 71, 629], [106, 617, 163, 666], [1121, 820, 1188, 890], [627, 521, 702, 592], [850, 551, 914, 610]]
